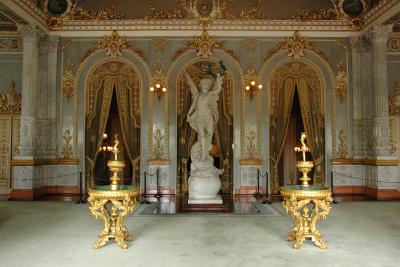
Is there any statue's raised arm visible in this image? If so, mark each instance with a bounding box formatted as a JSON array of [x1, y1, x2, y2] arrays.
[[185, 71, 198, 96]]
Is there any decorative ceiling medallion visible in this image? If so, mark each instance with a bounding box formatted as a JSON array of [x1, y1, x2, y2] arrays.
[[263, 31, 328, 62], [335, 60, 348, 103], [291, 3, 338, 21], [96, 30, 132, 57], [389, 81, 400, 115], [0, 82, 21, 113]]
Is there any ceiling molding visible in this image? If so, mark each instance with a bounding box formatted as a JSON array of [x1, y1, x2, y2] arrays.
[[362, 0, 400, 33], [1, 0, 48, 32]]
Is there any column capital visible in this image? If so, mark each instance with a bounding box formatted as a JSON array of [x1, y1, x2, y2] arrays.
[[47, 36, 60, 53], [368, 24, 392, 44], [17, 24, 41, 40]]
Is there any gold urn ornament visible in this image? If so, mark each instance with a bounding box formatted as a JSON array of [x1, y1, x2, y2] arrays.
[[107, 134, 125, 190], [294, 132, 314, 186]]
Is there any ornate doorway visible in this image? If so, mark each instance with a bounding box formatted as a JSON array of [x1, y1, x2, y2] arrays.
[[176, 60, 234, 195], [269, 60, 325, 193], [84, 61, 141, 186]]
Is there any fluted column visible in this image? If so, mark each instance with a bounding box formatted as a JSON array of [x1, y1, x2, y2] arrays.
[[17, 25, 40, 158], [46, 36, 59, 158], [369, 25, 392, 157], [350, 36, 363, 158]]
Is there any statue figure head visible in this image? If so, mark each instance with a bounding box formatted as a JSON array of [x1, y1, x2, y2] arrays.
[[199, 78, 212, 92]]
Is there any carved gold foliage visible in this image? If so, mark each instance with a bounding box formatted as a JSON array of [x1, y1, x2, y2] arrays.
[[264, 31, 328, 62], [62, 60, 75, 102], [152, 129, 166, 160], [0, 118, 10, 180], [291, 3, 337, 21], [245, 129, 258, 159], [0, 82, 21, 113], [96, 31, 133, 57], [80, 31, 146, 64], [335, 61, 347, 103], [62, 129, 73, 159], [389, 81, 400, 115], [150, 59, 168, 99], [243, 39, 257, 52], [70, 7, 125, 20], [336, 129, 348, 159], [153, 38, 167, 52], [336, 39, 349, 51], [173, 29, 239, 61], [145, 0, 265, 20]]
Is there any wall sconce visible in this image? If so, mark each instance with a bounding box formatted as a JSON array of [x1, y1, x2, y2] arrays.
[[244, 62, 262, 100], [150, 59, 167, 100]]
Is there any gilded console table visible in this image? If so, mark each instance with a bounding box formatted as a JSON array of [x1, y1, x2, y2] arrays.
[[280, 185, 333, 249], [88, 185, 138, 249]]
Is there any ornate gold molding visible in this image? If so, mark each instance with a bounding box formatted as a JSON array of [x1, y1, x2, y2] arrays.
[[152, 128, 166, 160], [336, 39, 349, 51], [172, 27, 238, 62], [0, 82, 21, 113], [80, 31, 146, 64], [62, 129, 73, 159], [264, 31, 328, 63], [336, 129, 348, 159], [153, 38, 167, 52], [243, 39, 257, 52], [335, 60, 347, 103], [291, 3, 338, 21], [62, 60, 75, 102], [389, 81, 400, 115]]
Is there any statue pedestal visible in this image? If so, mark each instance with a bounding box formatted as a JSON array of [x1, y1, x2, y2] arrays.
[[188, 195, 223, 204]]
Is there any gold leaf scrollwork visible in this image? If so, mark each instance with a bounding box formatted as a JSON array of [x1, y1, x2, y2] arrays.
[[153, 38, 167, 52], [152, 129, 166, 160], [336, 129, 348, 159], [0, 81, 21, 113], [96, 31, 132, 57], [291, 3, 338, 21], [264, 31, 328, 63], [62, 60, 75, 102], [335, 61, 347, 103], [243, 39, 257, 52], [389, 81, 400, 115], [62, 129, 73, 159]]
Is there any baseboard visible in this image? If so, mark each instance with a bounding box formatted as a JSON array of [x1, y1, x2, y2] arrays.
[[333, 186, 400, 201], [9, 186, 80, 201]]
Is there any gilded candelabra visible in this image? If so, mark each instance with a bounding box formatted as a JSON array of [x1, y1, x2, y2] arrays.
[[280, 133, 333, 249], [294, 132, 314, 186], [106, 134, 125, 190]]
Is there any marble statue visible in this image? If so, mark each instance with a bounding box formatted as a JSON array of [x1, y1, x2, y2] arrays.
[[185, 71, 224, 204]]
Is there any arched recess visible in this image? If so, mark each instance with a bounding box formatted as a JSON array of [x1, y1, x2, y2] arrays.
[[259, 51, 335, 192], [167, 49, 244, 194], [74, 50, 151, 187]]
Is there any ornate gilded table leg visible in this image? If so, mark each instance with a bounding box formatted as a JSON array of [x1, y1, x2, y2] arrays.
[[283, 193, 333, 249], [88, 187, 138, 249]]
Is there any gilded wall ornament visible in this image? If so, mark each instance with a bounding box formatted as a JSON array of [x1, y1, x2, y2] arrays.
[[245, 129, 258, 159], [62, 59, 75, 102], [152, 129, 166, 160], [150, 59, 168, 99], [0, 82, 21, 113], [291, 3, 338, 21], [244, 62, 262, 99], [389, 81, 400, 115], [336, 129, 348, 159], [335, 61, 348, 103], [243, 39, 257, 52], [388, 39, 400, 51], [96, 31, 132, 57], [336, 39, 350, 51], [263, 31, 328, 62], [153, 38, 167, 52], [62, 129, 73, 159]]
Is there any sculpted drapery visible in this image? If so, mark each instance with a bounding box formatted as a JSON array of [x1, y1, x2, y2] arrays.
[[269, 61, 325, 192], [85, 62, 141, 185]]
